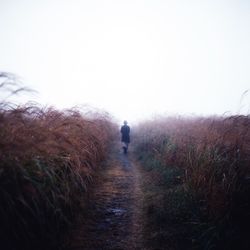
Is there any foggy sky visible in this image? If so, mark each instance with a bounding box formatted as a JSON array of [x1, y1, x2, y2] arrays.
[[0, 0, 250, 124]]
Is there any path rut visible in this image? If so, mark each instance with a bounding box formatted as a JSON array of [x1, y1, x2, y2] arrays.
[[67, 149, 143, 250]]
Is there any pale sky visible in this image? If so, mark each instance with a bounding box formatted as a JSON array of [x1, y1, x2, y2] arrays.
[[0, 0, 250, 124]]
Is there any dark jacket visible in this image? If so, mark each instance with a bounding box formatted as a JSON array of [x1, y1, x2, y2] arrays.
[[120, 125, 130, 143]]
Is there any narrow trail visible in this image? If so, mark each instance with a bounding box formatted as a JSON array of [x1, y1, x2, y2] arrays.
[[67, 148, 144, 250]]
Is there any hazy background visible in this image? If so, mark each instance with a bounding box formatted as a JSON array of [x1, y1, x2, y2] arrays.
[[0, 0, 250, 124]]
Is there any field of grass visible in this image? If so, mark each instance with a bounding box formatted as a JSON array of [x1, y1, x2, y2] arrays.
[[1, 73, 250, 250], [0, 75, 117, 250], [134, 116, 250, 250]]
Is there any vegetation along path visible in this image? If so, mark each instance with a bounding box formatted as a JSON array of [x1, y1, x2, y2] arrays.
[[66, 147, 144, 250]]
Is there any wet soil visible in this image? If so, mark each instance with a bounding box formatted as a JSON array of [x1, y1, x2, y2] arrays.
[[66, 149, 144, 250]]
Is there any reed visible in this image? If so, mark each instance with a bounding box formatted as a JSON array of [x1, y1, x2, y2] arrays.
[[0, 74, 117, 249], [134, 115, 250, 249]]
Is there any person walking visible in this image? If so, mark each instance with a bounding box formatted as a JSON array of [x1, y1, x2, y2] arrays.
[[120, 120, 130, 154]]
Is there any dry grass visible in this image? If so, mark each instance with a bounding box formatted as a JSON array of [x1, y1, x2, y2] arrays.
[[0, 73, 117, 250], [134, 115, 250, 249]]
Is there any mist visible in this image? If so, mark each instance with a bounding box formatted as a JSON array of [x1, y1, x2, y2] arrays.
[[0, 0, 250, 123]]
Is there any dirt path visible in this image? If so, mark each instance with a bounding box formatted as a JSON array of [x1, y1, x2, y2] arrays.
[[66, 148, 144, 250]]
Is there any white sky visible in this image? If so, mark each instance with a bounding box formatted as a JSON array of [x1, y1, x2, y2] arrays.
[[0, 0, 250, 124]]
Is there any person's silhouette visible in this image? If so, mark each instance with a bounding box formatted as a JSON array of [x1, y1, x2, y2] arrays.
[[120, 120, 130, 154]]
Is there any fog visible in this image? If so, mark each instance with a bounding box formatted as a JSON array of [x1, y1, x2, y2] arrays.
[[0, 0, 250, 124]]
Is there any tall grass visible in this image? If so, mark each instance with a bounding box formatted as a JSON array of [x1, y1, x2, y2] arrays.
[[0, 74, 117, 249], [134, 115, 250, 249]]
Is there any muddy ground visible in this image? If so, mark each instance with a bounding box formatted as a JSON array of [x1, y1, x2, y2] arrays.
[[66, 148, 145, 250]]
